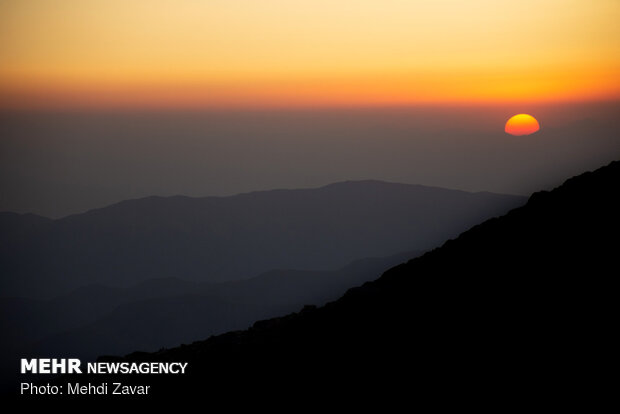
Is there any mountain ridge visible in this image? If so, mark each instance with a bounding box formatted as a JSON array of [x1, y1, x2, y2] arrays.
[[1, 180, 520, 220], [1, 180, 524, 298], [74, 160, 619, 403], [2, 250, 417, 373]]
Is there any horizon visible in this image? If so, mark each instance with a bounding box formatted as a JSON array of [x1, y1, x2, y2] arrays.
[[0, 1, 619, 214], [1, 177, 531, 221], [2, 1, 619, 218], [2, 101, 619, 218]]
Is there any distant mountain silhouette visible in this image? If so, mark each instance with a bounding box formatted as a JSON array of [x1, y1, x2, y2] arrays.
[[0, 250, 416, 392], [66, 160, 618, 402], [3, 250, 415, 361], [0, 181, 524, 298]]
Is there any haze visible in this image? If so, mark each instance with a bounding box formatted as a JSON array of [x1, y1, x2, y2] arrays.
[[1, 102, 618, 218]]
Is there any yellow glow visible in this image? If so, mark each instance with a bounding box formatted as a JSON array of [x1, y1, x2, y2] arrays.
[[505, 114, 540, 136], [1, 0, 619, 108]]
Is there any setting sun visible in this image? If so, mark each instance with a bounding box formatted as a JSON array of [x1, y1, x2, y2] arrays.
[[505, 114, 540, 136]]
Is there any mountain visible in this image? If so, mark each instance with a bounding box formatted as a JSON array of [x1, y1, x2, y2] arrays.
[[0, 180, 524, 298], [70, 160, 618, 403], [3, 250, 415, 362]]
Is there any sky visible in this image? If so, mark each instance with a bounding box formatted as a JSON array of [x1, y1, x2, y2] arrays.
[[1, 0, 619, 109], [2, 103, 619, 218], [0, 1, 619, 217]]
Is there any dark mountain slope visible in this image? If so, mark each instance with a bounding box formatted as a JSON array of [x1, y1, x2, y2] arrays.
[[0, 181, 524, 297], [5, 250, 415, 362], [78, 160, 618, 402]]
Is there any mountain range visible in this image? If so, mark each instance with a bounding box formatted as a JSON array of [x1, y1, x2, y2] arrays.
[[2, 250, 415, 361], [64, 160, 619, 403], [1, 180, 524, 298], [2, 180, 527, 393]]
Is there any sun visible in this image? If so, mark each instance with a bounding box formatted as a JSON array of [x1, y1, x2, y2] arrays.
[[505, 114, 540, 136]]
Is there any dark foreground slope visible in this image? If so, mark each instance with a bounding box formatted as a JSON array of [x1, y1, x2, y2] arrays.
[[45, 161, 619, 403]]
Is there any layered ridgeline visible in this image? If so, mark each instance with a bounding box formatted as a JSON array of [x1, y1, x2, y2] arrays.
[[76, 160, 617, 401], [1, 181, 524, 393], [0, 180, 524, 298], [2, 250, 415, 361]]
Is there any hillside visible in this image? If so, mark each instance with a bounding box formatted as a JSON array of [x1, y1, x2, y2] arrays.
[[77, 160, 618, 402], [0, 250, 415, 392], [3, 250, 415, 361]]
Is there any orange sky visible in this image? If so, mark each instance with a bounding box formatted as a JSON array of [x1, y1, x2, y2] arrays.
[[1, 0, 619, 109]]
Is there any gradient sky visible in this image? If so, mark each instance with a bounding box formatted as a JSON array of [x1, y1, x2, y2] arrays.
[[1, 1, 619, 217], [1, 0, 619, 109]]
